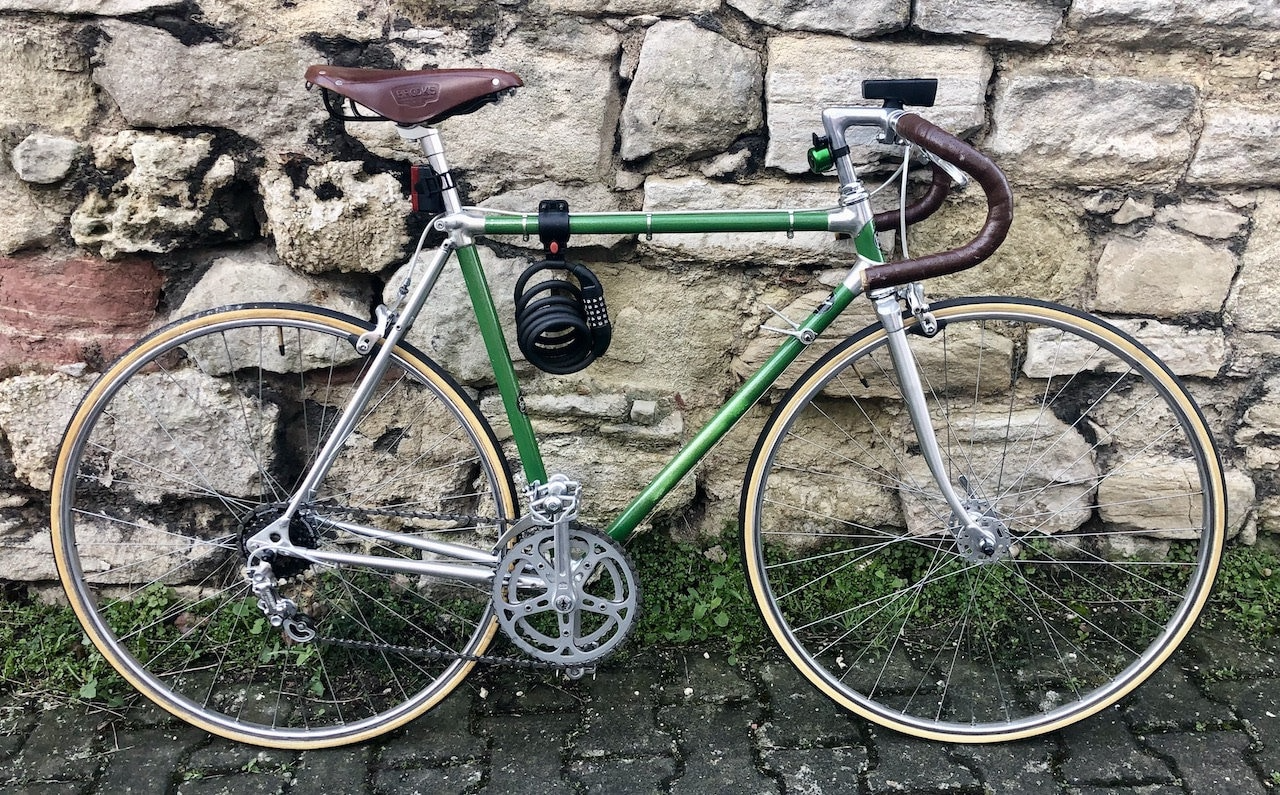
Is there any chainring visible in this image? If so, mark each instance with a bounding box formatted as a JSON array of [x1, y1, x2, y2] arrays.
[[492, 525, 639, 667]]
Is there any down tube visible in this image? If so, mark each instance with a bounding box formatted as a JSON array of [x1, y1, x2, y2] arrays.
[[605, 282, 860, 542]]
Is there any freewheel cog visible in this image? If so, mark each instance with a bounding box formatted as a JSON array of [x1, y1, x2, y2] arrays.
[[492, 526, 639, 667]]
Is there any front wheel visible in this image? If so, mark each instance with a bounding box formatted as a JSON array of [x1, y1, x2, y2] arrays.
[[741, 297, 1226, 742], [51, 304, 517, 748]]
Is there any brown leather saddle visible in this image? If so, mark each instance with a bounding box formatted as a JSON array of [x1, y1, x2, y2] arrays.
[[305, 65, 523, 125]]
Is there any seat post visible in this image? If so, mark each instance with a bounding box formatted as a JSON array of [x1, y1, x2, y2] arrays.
[[397, 125, 464, 214]]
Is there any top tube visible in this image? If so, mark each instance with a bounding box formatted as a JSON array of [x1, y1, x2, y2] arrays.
[[480, 208, 848, 238]]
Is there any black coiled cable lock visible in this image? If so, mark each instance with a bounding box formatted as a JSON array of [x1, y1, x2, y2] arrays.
[[513, 200, 612, 374]]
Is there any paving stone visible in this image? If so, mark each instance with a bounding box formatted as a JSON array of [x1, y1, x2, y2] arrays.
[[660, 702, 776, 794], [952, 739, 1057, 792], [1144, 730, 1266, 794], [471, 669, 586, 716], [8, 706, 101, 784], [659, 651, 756, 706], [97, 727, 203, 795], [174, 771, 292, 795], [0, 783, 85, 794], [1185, 626, 1280, 679], [1218, 677, 1280, 777], [754, 659, 866, 749], [379, 692, 485, 767], [182, 739, 293, 776], [479, 713, 576, 794], [372, 763, 484, 795], [570, 755, 679, 794], [1123, 663, 1234, 731], [1067, 786, 1184, 794], [759, 746, 868, 794], [571, 670, 672, 758], [864, 730, 979, 793], [1059, 713, 1174, 786], [294, 744, 372, 793]]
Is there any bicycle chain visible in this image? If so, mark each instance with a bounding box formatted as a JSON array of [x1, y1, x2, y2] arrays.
[[298, 502, 576, 672]]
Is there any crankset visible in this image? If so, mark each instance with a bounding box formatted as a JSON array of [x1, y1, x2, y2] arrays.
[[492, 476, 640, 672]]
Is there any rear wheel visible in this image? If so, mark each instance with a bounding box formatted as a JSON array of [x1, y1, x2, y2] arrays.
[[742, 297, 1225, 742], [51, 304, 516, 748]]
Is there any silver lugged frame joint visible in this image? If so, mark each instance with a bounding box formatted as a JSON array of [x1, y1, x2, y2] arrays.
[[527, 473, 582, 525]]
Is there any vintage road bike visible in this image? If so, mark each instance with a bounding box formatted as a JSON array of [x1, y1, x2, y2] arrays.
[[50, 66, 1227, 748]]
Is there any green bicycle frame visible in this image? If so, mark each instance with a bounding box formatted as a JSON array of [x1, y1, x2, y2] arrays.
[[462, 209, 885, 542]]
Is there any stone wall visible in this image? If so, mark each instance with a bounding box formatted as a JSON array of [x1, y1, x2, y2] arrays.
[[2, 0, 1279, 582]]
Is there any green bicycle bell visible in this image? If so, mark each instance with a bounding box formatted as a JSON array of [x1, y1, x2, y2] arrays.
[[807, 133, 836, 174]]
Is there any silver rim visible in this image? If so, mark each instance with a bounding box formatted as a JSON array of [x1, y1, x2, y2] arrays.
[[747, 300, 1223, 739], [55, 307, 513, 746]]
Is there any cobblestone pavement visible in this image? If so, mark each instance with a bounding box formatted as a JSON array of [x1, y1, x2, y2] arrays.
[[2, 624, 1278, 794]]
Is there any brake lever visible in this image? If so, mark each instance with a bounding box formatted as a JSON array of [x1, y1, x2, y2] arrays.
[[924, 150, 970, 190]]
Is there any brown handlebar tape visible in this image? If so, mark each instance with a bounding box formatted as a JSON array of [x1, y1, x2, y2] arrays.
[[862, 113, 1013, 291], [872, 161, 952, 233]]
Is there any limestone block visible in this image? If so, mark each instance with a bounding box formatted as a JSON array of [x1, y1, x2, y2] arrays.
[[1111, 195, 1154, 225], [766, 36, 992, 174], [752, 403, 904, 545], [908, 192, 1093, 301], [173, 250, 371, 375], [93, 21, 321, 148], [0, 373, 87, 491], [11, 133, 81, 184], [548, 262, 747, 404], [1025, 318, 1227, 379], [386, 246, 525, 386], [357, 22, 620, 197], [620, 21, 763, 164], [987, 75, 1196, 188], [0, 161, 59, 255], [639, 176, 853, 265], [914, 0, 1066, 45], [1188, 105, 1280, 188], [728, 0, 908, 38], [1098, 460, 1255, 540], [70, 131, 254, 258], [88, 368, 280, 504], [0, 523, 58, 582], [523, 393, 631, 421], [1092, 227, 1236, 317], [177, 244, 369, 311], [0, 0, 180, 10], [533, 432, 694, 531], [51, 505, 229, 585], [1228, 332, 1280, 379], [1237, 375, 1280, 450], [733, 289, 882, 392], [1225, 191, 1280, 332], [0, 18, 96, 132], [1069, 0, 1280, 49], [0, 255, 162, 369], [259, 160, 409, 275], [547, 0, 718, 14], [1155, 202, 1249, 240], [900, 409, 1097, 537], [196, 0, 387, 45]]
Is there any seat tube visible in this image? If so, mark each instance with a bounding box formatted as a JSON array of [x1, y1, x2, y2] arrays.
[[412, 125, 548, 483]]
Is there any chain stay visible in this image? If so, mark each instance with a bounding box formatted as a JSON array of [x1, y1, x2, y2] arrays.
[[292, 501, 581, 672]]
